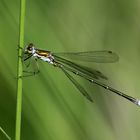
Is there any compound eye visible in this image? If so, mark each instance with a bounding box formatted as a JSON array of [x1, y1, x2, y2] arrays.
[[27, 46, 32, 51], [27, 43, 34, 51]]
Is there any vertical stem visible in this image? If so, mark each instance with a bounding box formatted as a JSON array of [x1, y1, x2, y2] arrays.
[[15, 0, 26, 139]]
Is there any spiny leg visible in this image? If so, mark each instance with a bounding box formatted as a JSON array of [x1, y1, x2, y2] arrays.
[[23, 58, 40, 77]]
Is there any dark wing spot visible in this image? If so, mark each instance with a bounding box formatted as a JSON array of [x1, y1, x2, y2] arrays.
[[108, 51, 113, 54]]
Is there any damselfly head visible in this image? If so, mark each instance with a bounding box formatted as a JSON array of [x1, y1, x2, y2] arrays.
[[25, 43, 35, 54]]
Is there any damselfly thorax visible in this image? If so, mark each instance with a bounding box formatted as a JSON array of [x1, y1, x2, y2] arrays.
[[25, 43, 56, 65], [23, 43, 140, 107]]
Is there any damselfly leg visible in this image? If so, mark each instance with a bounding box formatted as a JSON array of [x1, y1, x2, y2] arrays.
[[22, 50, 40, 77]]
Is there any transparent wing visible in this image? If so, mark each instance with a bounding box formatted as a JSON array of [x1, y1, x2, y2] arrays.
[[61, 63, 140, 106], [53, 51, 119, 63], [54, 55, 108, 80], [61, 67, 93, 102]]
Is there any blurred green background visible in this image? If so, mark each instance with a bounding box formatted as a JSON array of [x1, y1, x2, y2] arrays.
[[0, 0, 140, 140]]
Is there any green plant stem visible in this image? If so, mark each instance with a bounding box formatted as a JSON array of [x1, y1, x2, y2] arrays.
[[15, 0, 26, 139], [0, 126, 11, 140]]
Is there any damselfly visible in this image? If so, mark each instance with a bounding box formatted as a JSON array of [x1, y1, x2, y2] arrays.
[[23, 43, 140, 106]]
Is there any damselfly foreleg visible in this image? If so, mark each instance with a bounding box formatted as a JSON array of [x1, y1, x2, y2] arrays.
[[23, 57, 40, 77]]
